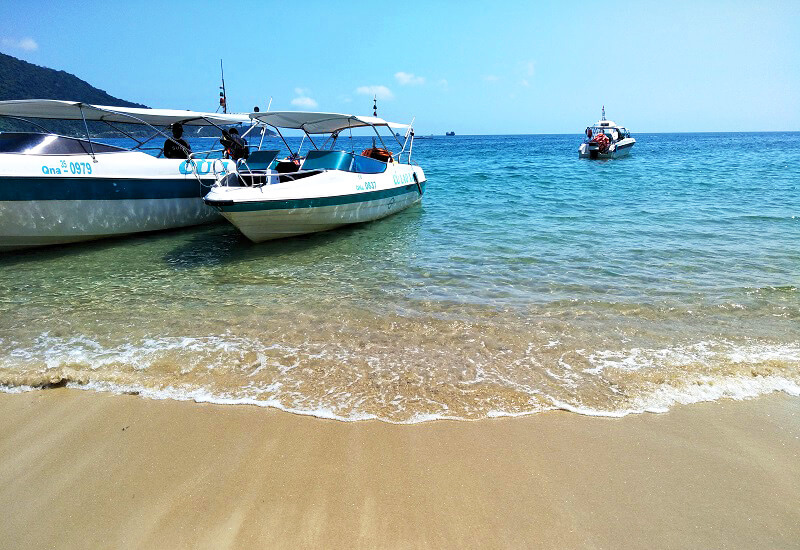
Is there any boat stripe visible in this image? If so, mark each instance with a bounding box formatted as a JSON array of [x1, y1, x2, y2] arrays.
[[205, 182, 426, 212], [0, 177, 210, 201]]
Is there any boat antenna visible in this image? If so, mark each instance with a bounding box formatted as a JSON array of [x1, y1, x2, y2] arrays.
[[219, 59, 227, 114], [373, 95, 377, 117], [601, 105, 606, 121]]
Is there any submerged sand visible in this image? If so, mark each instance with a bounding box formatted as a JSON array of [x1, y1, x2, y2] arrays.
[[0, 389, 798, 549]]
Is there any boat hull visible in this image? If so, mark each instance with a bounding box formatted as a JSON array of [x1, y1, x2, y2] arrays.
[[0, 152, 230, 251], [205, 165, 426, 242], [0, 196, 218, 251], [578, 138, 636, 159], [218, 184, 424, 242]]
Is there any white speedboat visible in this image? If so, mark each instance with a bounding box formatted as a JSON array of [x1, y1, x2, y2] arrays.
[[578, 107, 635, 159], [0, 99, 251, 251], [203, 111, 426, 242]]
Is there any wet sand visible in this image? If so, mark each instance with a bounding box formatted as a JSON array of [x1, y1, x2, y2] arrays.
[[0, 389, 798, 549]]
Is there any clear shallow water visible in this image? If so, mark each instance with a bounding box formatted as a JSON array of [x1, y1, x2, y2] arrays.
[[1, 133, 799, 421]]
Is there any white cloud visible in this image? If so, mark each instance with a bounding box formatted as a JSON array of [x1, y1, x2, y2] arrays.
[[395, 71, 425, 86], [291, 96, 318, 108], [521, 79, 530, 87], [290, 87, 318, 108], [437, 79, 449, 90], [1, 37, 38, 51], [19, 38, 37, 51], [483, 75, 499, 82], [525, 61, 535, 77], [355, 85, 393, 100]]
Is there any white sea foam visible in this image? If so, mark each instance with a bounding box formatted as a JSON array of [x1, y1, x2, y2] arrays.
[[0, 384, 36, 394], [486, 407, 549, 419], [76, 379, 380, 422], [629, 375, 800, 413], [583, 341, 800, 375], [547, 399, 630, 418], [1, 333, 799, 423], [0, 332, 300, 372], [542, 375, 800, 418], [2, 373, 799, 423]]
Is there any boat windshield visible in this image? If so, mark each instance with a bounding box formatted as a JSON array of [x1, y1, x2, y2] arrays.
[[585, 127, 630, 140], [300, 150, 387, 174], [0, 132, 127, 155]]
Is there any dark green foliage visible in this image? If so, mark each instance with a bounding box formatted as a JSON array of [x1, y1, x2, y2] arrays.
[[0, 52, 146, 135], [0, 52, 145, 107]]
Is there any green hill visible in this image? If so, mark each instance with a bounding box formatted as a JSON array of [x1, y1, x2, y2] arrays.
[[0, 52, 146, 108], [0, 53, 263, 139], [0, 52, 147, 134]]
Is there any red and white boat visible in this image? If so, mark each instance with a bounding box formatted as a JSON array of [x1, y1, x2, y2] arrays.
[[578, 107, 635, 159]]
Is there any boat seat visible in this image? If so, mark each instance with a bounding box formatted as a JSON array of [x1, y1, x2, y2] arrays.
[[361, 147, 393, 163], [242, 150, 279, 171]]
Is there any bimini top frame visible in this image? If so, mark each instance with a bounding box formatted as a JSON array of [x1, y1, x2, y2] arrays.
[[0, 99, 253, 160], [0, 99, 251, 126], [249, 111, 408, 134], [249, 110, 417, 163]]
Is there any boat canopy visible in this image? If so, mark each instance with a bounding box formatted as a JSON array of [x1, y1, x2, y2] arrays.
[[591, 120, 620, 128], [0, 99, 251, 126], [250, 111, 409, 134]]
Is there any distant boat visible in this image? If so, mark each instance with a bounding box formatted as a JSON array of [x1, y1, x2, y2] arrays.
[[578, 106, 635, 159], [445, 131, 455, 136]]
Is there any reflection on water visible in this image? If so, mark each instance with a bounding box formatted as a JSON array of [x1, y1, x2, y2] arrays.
[[1, 133, 799, 421]]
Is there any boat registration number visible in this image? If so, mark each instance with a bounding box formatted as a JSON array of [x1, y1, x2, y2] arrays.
[[356, 181, 377, 191], [41, 160, 93, 175]]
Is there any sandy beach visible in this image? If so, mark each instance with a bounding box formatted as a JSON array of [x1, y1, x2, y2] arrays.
[[2, 2, 799, 549], [0, 389, 797, 549]]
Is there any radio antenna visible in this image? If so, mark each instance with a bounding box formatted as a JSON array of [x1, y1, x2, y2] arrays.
[[219, 59, 227, 113]]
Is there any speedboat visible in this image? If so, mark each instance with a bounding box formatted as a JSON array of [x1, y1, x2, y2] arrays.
[[578, 107, 635, 159], [203, 111, 427, 242], [0, 99, 252, 251]]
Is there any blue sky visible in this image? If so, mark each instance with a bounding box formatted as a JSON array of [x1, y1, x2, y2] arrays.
[[1, 0, 798, 134]]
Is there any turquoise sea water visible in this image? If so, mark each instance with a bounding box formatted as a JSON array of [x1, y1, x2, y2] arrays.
[[1, 132, 799, 421]]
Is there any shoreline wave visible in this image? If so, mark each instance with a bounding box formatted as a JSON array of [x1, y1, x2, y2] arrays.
[[2, 329, 799, 423], [2, 370, 798, 424]]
